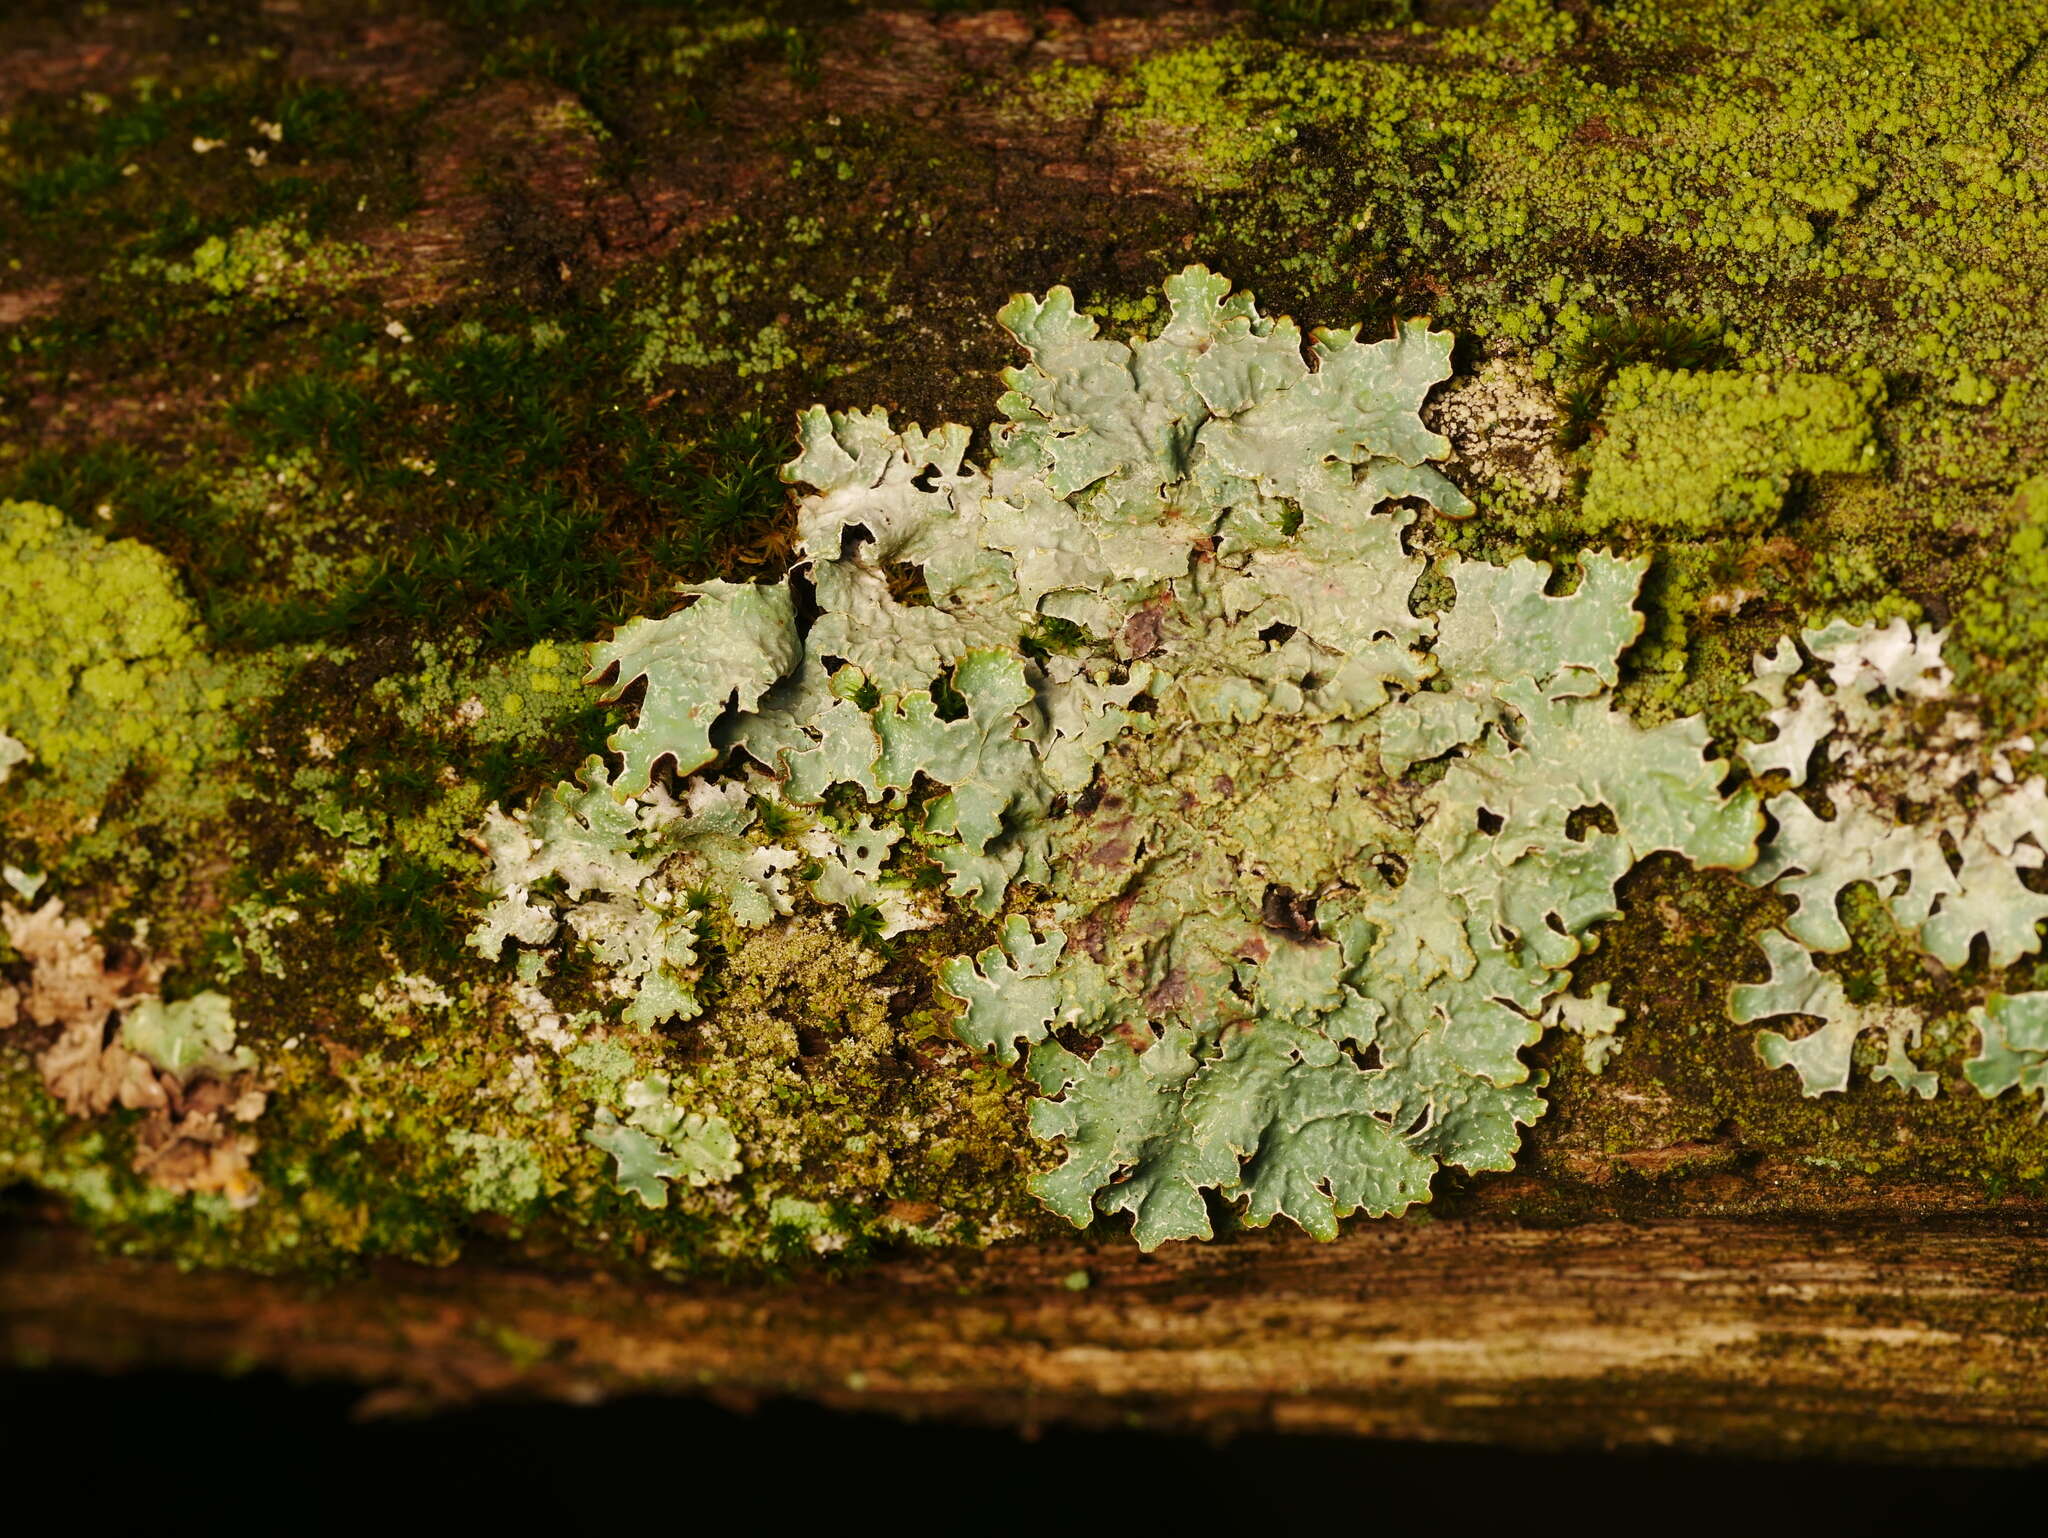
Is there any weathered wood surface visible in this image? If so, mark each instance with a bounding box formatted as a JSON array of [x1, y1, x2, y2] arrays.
[[11, 1187, 2048, 1462]]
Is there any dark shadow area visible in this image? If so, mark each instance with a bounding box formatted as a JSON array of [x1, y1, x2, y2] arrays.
[[2, 1368, 2042, 1534]]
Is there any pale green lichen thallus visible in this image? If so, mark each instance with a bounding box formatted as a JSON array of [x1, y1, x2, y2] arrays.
[[476, 267, 1768, 1247]]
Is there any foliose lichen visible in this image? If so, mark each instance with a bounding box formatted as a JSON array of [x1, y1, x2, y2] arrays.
[[474, 267, 1766, 1247], [1732, 617, 2048, 1104], [0, 898, 266, 1207]]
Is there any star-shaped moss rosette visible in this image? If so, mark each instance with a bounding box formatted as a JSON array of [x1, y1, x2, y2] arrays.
[[473, 267, 1763, 1242]]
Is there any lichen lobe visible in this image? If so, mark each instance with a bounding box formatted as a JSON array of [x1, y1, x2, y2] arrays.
[[479, 266, 1763, 1247]]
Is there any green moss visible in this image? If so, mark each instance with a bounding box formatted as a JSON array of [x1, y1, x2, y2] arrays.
[[154, 905, 1038, 1271], [1081, 0, 2046, 366], [129, 215, 374, 305], [614, 213, 897, 392], [373, 637, 585, 746], [0, 499, 250, 836], [1581, 366, 1881, 536], [680, 916, 1037, 1237], [1957, 474, 2048, 720]]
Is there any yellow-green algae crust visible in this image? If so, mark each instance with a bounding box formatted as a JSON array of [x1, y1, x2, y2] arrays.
[[0, 499, 232, 822], [1581, 367, 1881, 537]]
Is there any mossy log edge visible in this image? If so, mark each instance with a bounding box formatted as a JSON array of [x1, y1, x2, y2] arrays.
[[9, 1201, 2048, 1463]]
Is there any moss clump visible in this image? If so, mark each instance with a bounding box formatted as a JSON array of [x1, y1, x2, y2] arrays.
[[678, 917, 1040, 1242], [82, 905, 1038, 1272], [1957, 474, 2048, 722], [0, 500, 239, 827], [1581, 367, 1881, 536], [129, 216, 375, 306], [371, 638, 581, 739]]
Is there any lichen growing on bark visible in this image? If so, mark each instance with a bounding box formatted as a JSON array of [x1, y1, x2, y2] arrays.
[[1733, 618, 2048, 1105], [0, 899, 266, 1207], [474, 267, 1771, 1247]]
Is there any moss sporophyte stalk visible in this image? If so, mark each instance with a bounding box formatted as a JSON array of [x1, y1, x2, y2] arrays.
[[8, 266, 2048, 1259]]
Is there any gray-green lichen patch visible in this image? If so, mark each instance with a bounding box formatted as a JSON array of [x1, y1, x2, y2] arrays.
[[1731, 617, 2048, 1106], [1967, 992, 2048, 1108], [585, 1073, 740, 1209], [475, 267, 1766, 1248], [1731, 929, 1934, 1099]]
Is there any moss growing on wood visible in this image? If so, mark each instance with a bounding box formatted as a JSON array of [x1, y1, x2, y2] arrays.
[[1581, 367, 1881, 537]]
